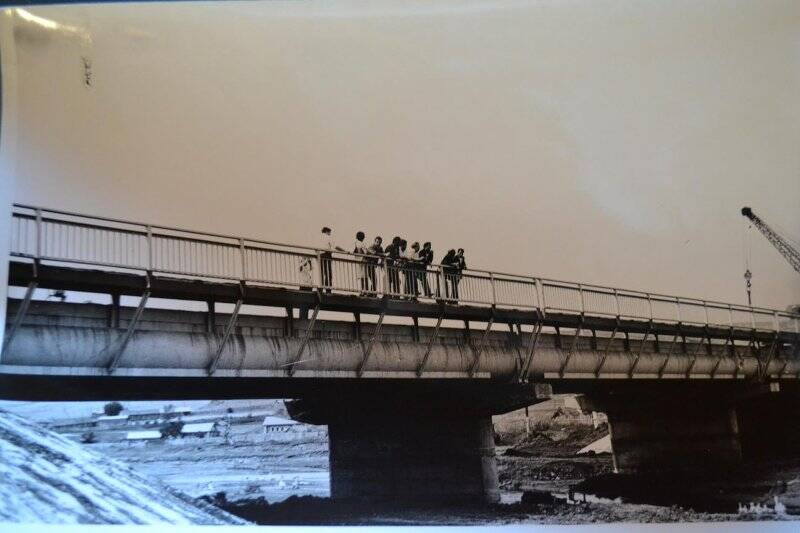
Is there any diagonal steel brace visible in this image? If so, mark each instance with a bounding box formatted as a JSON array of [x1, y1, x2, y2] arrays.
[[518, 312, 543, 382], [657, 323, 682, 378], [357, 311, 386, 377], [417, 315, 443, 377], [107, 289, 150, 374], [684, 327, 708, 379], [758, 332, 780, 381], [2, 281, 37, 359], [468, 317, 495, 377], [559, 317, 584, 378], [710, 327, 734, 378], [207, 298, 243, 375], [286, 303, 320, 376], [594, 317, 620, 377], [628, 320, 652, 377]]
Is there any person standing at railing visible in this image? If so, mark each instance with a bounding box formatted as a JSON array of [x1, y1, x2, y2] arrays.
[[420, 242, 434, 297], [354, 231, 369, 295], [366, 236, 384, 295], [400, 239, 414, 298], [384, 236, 402, 295], [408, 242, 424, 300], [320, 227, 346, 293], [441, 249, 458, 300], [454, 248, 467, 300]]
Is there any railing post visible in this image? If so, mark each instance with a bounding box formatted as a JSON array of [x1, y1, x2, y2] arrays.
[[703, 301, 709, 326], [578, 284, 585, 314], [613, 289, 620, 317], [316, 250, 323, 290], [728, 304, 734, 328], [490, 273, 496, 306], [35, 208, 42, 260], [239, 238, 247, 281], [676, 297, 682, 324], [146, 225, 154, 272], [647, 293, 653, 321], [538, 279, 547, 312]]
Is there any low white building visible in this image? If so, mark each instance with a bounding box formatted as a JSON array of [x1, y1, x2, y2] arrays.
[[126, 430, 162, 441], [162, 406, 193, 419], [180, 422, 219, 438], [95, 415, 129, 428], [262, 416, 299, 434]]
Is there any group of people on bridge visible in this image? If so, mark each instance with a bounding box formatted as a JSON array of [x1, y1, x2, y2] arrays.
[[299, 227, 468, 301]]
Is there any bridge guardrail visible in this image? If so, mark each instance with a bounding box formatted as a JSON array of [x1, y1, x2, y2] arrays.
[[8, 205, 800, 336]]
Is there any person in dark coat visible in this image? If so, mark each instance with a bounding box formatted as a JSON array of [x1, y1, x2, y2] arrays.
[[384, 237, 402, 295], [418, 242, 434, 297], [453, 248, 467, 300], [441, 249, 458, 300], [399, 239, 414, 298]]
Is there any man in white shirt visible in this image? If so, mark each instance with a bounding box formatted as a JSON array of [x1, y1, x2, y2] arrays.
[[320, 227, 345, 293], [354, 231, 369, 295]]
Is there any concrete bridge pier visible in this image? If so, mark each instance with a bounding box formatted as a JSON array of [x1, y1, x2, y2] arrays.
[[286, 398, 500, 504], [578, 385, 745, 474], [606, 402, 742, 474]]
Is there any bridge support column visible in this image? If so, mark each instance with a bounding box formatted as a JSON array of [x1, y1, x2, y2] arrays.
[[581, 388, 743, 474], [607, 404, 741, 474], [287, 399, 500, 504]]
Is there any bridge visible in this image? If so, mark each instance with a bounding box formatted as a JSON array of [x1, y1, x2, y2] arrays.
[[4, 204, 800, 503]]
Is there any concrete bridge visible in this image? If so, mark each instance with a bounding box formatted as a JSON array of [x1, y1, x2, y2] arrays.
[[4, 205, 800, 503]]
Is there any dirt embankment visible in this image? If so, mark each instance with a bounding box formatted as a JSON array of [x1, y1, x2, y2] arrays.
[[496, 423, 613, 491], [0, 410, 244, 525], [209, 493, 743, 525]]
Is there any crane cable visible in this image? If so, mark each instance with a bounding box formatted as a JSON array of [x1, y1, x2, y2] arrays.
[[742, 217, 752, 304]]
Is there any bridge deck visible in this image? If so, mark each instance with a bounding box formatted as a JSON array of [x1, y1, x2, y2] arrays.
[[8, 261, 799, 346], [8, 204, 799, 341]]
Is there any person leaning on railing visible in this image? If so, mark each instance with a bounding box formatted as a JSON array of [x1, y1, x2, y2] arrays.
[[419, 242, 434, 297], [384, 237, 403, 295], [365, 236, 384, 295], [409, 242, 426, 300], [454, 248, 467, 300], [400, 239, 417, 299], [439, 248, 466, 301], [441, 249, 458, 300]]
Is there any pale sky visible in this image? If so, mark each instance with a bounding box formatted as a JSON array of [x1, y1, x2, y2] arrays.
[[3, 0, 799, 310]]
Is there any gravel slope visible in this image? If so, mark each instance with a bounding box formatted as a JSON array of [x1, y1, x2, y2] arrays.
[[0, 410, 246, 525]]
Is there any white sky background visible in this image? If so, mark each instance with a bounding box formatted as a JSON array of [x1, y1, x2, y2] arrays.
[[5, 0, 800, 310]]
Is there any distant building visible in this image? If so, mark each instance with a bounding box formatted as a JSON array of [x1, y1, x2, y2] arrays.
[[126, 412, 163, 426], [180, 422, 219, 438], [95, 415, 129, 428], [50, 420, 97, 432], [162, 406, 192, 420], [262, 416, 299, 435], [126, 430, 162, 441]]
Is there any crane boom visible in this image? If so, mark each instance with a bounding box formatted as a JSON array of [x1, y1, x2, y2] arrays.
[[741, 206, 800, 274]]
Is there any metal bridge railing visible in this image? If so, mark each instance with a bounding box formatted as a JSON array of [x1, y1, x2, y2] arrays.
[[8, 204, 800, 335]]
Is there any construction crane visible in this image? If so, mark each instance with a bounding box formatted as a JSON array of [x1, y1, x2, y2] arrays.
[[741, 207, 800, 274], [740, 206, 800, 308]]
